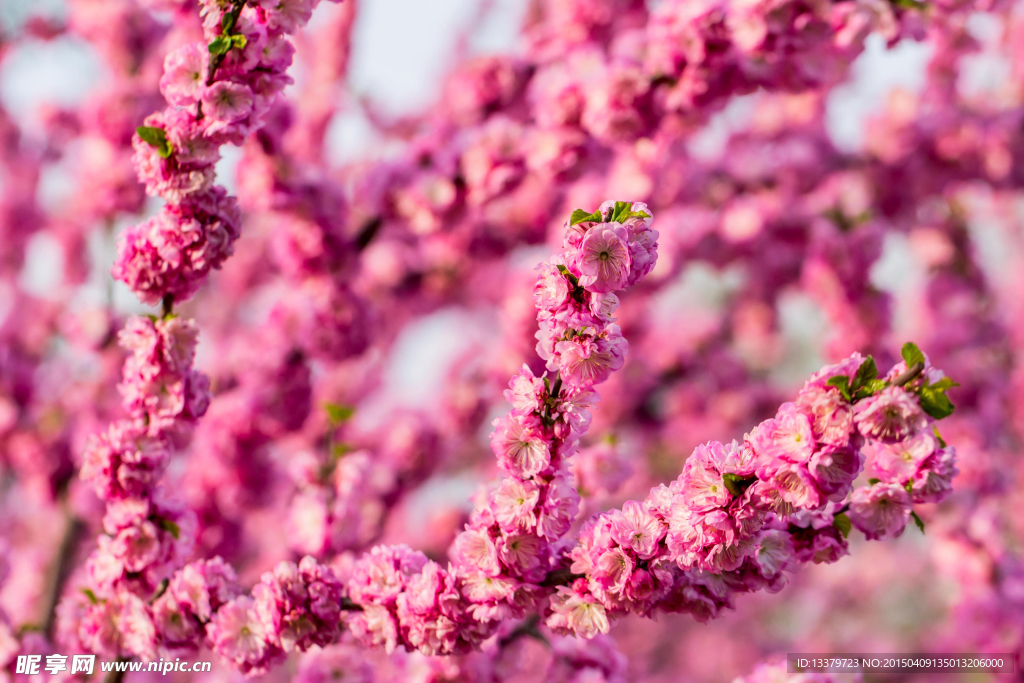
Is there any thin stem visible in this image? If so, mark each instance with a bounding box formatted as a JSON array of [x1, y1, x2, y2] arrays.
[[892, 361, 924, 387], [206, 0, 248, 87], [161, 294, 174, 318], [104, 660, 128, 683], [41, 513, 84, 638], [339, 596, 363, 611], [498, 613, 548, 647], [539, 566, 583, 587]]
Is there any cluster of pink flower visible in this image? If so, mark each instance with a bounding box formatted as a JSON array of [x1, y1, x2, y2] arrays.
[[112, 0, 338, 306], [341, 201, 659, 656], [548, 346, 958, 637], [1, 0, 1018, 678], [56, 0, 349, 669], [76, 318, 207, 611]]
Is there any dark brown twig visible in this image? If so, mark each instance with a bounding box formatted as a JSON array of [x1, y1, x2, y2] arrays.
[[892, 361, 924, 387]]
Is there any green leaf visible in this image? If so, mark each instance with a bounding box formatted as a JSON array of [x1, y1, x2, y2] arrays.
[[826, 375, 852, 402], [569, 208, 602, 226], [901, 342, 926, 368], [905, 480, 914, 494], [136, 126, 172, 158], [919, 387, 955, 419], [852, 356, 878, 391], [910, 510, 925, 534], [331, 442, 353, 459], [555, 264, 580, 287], [853, 378, 888, 401], [81, 588, 99, 605], [231, 33, 247, 49], [608, 200, 651, 224], [221, 11, 238, 33], [208, 35, 232, 56], [833, 512, 852, 539], [930, 377, 960, 392], [722, 473, 757, 497], [325, 402, 355, 424], [868, 478, 881, 485], [156, 518, 180, 540], [933, 425, 947, 448]]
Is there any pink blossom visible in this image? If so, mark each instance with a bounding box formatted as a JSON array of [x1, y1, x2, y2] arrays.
[[202, 82, 255, 131], [452, 529, 502, 577], [490, 413, 551, 478], [808, 445, 863, 499], [848, 482, 912, 540], [534, 261, 571, 310], [348, 545, 428, 605], [755, 462, 821, 512], [160, 44, 208, 106], [257, 0, 316, 32], [554, 330, 627, 389], [866, 431, 937, 483], [577, 223, 631, 293], [748, 403, 817, 463], [796, 385, 855, 445], [546, 586, 610, 638], [503, 365, 546, 415], [206, 596, 280, 675], [610, 500, 665, 560], [853, 386, 927, 442], [492, 478, 541, 531]]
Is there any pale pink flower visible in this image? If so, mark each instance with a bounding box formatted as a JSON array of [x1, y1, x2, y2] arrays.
[[452, 529, 501, 577], [748, 403, 816, 463], [577, 223, 631, 293], [546, 587, 610, 638], [503, 365, 546, 415], [866, 431, 936, 482], [555, 330, 627, 389], [534, 261, 571, 310], [610, 500, 665, 560], [160, 44, 208, 106], [757, 462, 821, 511], [592, 546, 633, 595], [202, 81, 254, 128], [796, 385, 854, 445], [853, 386, 927, 442], [497, 533, 545, 576], [492, 478, 541, 531], [490, 413, 551, 478], [206, 597, 274, 673], [848, 482, 912, 540]]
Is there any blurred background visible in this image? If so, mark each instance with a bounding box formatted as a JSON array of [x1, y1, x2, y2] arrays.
[[0, 0, 1021, 681]]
